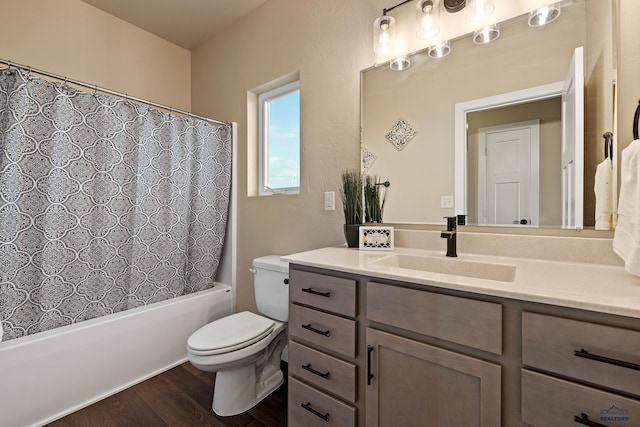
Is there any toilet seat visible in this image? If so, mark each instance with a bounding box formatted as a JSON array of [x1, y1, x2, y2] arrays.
[[187, 311, 275, 356]]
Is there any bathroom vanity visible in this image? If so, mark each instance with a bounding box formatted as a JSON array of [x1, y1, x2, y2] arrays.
[[284, 244, 640, 427]]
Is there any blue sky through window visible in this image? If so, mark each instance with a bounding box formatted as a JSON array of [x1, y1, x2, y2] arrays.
[[267, 90, 300, 189]]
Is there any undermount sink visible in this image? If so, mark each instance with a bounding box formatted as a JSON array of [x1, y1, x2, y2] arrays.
[[369, 253, 516, 282]]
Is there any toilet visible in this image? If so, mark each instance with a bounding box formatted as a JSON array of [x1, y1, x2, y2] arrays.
[[187, 255, 289, 416]]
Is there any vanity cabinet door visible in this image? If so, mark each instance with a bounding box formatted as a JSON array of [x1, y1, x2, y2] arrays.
[[365, 328, 501, 427]]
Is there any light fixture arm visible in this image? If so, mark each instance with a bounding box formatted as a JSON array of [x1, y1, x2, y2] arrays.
[[382, 0, 414, 16]]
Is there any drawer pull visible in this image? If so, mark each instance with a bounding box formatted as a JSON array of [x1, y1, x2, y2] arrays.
[[301, 323, 331, 337], [367, 345, 375, 386], [301, 287, 331, 297], [574, 348, 640, 371], [301, 402, 330, 422], [301, 363, 331, 379], [574, 413, 608, 427]]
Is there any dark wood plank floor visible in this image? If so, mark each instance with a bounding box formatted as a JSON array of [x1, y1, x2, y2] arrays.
[[47, 362, 287, 427]]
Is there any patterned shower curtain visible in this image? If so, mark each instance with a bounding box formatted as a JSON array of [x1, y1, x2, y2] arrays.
[[0, 68, 232, 341]]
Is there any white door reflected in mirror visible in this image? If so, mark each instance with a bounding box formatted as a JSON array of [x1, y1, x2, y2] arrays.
[[478, 121, 540, 226]]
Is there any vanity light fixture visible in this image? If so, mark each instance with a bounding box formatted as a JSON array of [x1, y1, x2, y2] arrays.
[[416, 0, 441, 39], [473, 24, 500, 44], [390, 56, 411, 71], [528, 3, 561, 27], [466, 0, 495, 20], [428, 40, 451, 58], [373, 15, 396, 54]]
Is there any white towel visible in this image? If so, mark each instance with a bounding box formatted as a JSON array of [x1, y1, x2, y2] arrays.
[[594, 157, 614, 230], [613, 139, 640, 276]]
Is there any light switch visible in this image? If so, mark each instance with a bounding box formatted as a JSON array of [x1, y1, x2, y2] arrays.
[[324, 191, 335, 211]]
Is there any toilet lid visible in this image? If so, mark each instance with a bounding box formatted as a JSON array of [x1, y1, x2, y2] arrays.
[[187, 311, 275, 355]]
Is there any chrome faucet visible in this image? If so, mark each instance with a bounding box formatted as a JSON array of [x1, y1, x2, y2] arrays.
[[440, 216, 457, 257]]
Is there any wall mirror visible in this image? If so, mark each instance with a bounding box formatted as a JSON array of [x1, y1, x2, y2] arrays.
[[361, 0, 616, 230]]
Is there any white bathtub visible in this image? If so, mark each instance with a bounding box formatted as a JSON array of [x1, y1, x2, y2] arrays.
[[0, 284, 233, 427]]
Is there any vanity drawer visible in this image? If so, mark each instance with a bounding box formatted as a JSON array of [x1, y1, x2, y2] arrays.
[[522, 369, 640, 426], [290, 269, 357, 317], [290, 304, 357, 358], [366, 281, 502, 354], [289, 341, 357, 402], [289, 377, 356, 427], [522, 312, 640, 397]]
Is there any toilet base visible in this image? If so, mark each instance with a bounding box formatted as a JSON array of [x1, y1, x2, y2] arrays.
[[212, 362, 284, 416]]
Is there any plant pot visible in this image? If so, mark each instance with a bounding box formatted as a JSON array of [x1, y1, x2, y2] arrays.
[[343, 224, 361, 248]]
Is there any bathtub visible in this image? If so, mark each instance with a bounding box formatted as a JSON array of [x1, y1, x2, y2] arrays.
[[0, 284, 233, 427]]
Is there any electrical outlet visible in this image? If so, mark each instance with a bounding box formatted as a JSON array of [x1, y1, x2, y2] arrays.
[[440, 196, 454, 209], [324, 191, 335, 211]]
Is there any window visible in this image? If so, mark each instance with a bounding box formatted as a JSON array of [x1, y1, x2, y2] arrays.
[[258, 80, 300, 195]]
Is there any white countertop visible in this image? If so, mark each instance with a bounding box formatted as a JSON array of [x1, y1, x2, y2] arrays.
[[282, 247, 640, 319]]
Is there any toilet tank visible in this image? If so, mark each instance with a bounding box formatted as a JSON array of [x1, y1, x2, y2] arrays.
[[252, 255, 289, 322]]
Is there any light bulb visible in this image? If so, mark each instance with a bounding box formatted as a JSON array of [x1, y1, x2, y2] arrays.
[[374, 15, 396, 54], [416, 0, 440, 39], [467, 0, 494, 21], [428, 40, 451, 58], [528, 3, 561, 27], [473, 24, 500, 44]]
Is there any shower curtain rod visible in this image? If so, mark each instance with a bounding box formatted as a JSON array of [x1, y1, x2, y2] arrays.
[[0, 59, 230, 126]]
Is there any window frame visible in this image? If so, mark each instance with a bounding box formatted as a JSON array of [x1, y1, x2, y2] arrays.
[[258, 80, 301, 196]]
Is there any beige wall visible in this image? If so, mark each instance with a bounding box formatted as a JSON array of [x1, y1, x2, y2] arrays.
[[191, 0, 639, 313], [0, 0, 191, 110], [191, 0, 380, 312]]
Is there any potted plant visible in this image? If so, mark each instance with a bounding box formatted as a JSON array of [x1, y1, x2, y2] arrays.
[[341, 169, 363, 247], [364, 175, 386, 223]]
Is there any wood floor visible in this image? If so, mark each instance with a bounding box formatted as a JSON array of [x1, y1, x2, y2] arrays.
[[47, 362, 288, 427]]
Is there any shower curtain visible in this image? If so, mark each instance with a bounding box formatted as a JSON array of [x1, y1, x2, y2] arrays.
[[0, 68, 232, 341]]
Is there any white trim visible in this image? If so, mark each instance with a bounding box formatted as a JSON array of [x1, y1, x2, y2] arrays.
[[231, 123, 238, 308], [258, 80, 300, 196], [454, 81, 564, 218]]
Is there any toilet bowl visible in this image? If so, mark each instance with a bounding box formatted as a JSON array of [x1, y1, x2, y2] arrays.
[[187, 255, 289, 416]]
